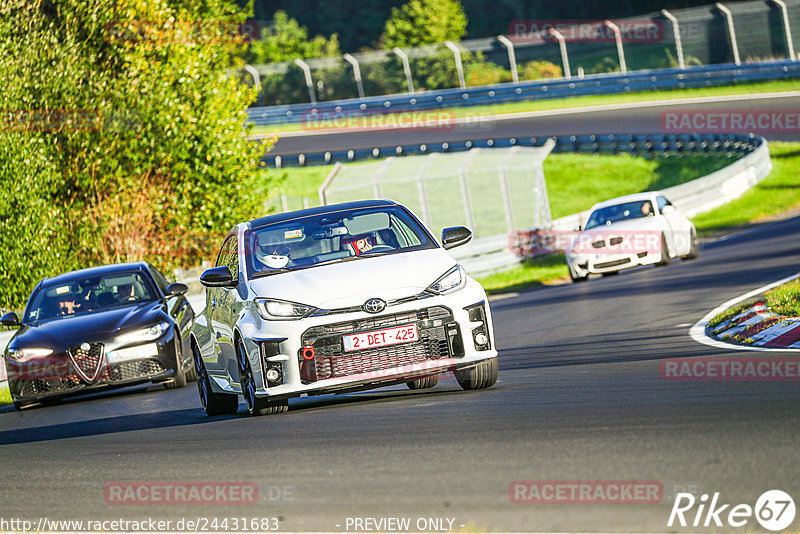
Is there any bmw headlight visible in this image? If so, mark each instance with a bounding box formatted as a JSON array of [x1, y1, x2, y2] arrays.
[[427, 265, 466, 295], [255, 298, 316, 320], [116, 321, 170, 344], [6, 348, 53, 362]]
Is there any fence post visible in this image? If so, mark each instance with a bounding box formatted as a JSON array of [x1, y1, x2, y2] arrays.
[[294, 58, 317, 104], [603, 20, 627, 74], [416, 153, 439, 229], [444, 41, 466, 89], [498, 147, 519, 233], [496, 35, 519, 83], [458, 149, 479, 231], [392, 48, 415, 94], [343, 53, 365, 99], [318, 162, 343, 205], [243, 65, 262, 105], [547, 28, 571, 79], [715, 3, 741, 65], [661, 10, 686, 69], [769, 0, 796, 61]]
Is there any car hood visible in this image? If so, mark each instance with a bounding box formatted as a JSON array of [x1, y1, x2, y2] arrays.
[[9, 301, 166, 352], [248, 249, 457, 309]]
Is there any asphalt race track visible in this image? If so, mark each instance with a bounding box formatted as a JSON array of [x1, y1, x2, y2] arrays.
[[1, 210, 799, 531], [269, 93, 800, 157]]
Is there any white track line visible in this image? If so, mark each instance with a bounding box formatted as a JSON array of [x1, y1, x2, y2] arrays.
[[689, 271, 800, 352], [259, 91, 800, 139]]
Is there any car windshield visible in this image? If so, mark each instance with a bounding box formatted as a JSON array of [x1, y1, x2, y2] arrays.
[[247, 206, 437, 278], [26, 271, 156, 323], [583, 200, 655, 230]]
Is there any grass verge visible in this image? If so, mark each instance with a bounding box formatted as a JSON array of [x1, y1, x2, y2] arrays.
[[708, 278, 800, 327], [691, 142, 800, 234], [253, 79, 800, 135], [0, 382, 11, 407], [478, 254, 568, 295]]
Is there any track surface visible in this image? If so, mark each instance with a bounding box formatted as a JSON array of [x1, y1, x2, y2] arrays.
[[1, 214, 799, 532], [270, 93, 800, 156]]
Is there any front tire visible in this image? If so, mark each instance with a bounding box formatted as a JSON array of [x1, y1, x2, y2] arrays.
[[683, 230, 699, 260], [454, 358, 498, 390], [407, 374, 440, 389], [656, 234, 671, 266], [237, 340, 288, 416], [193, 340, 238, 416], [164, 337, 187, 389]]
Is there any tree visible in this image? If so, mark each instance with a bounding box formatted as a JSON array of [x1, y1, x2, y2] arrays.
[[381, 0, 467, 49], [0, 0, 274, 310], [249, 10, 340, 64]]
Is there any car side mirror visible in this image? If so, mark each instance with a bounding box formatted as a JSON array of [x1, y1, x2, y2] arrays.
[[166, 282, 189, 297], [200, 266, 236, 288], [1, 311, 20, 328], [441, 226, 472, 250], [661, 205, 676, 215]]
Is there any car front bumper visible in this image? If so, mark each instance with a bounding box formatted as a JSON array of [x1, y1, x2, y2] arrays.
[[223, 280, 498, 399], [567, 249, 660, 276]]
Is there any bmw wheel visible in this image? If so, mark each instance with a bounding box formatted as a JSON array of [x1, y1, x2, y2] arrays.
[[656, 234, 671, 266], [193, 340, 237, 416]]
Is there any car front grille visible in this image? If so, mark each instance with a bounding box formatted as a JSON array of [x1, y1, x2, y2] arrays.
[[299, 306, 458, 383], [106, 360, 167, 382], [595, 258, 631, 269], [19, 375, 82, 397], [67, 342, 104, 382]]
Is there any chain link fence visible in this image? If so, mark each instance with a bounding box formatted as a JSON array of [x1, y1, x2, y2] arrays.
[[247, 0, 800, 106]]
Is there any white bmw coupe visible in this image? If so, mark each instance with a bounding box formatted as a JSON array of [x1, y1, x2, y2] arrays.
[[191, 200, 498, 416], [565, 192, 699, 282]]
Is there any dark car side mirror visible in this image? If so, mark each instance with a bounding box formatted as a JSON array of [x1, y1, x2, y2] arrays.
[[1, 311, 20, 328], [200, 266, 236, 288], [166, 282, 189, 297], [441, 226, 472, 250]]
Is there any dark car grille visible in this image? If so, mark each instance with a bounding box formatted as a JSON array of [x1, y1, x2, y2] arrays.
[[16, 358, 167, 399], [67, 342, 104, 382], [106, 360, 167, 382], [299, 306, 458, 383]]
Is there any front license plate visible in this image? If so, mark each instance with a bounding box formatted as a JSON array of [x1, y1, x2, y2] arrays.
[[107, 343, 158, 363], [343, 324, 418, 352]]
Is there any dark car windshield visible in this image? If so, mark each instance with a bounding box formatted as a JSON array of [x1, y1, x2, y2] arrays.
[[584, 200, 655, 230], [26, 271, 156, 322], [247, 206, 437, 278]]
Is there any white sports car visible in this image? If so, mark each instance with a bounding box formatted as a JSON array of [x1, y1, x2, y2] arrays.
[[191, 200, 498, 416], [565, 192, 699, 282]]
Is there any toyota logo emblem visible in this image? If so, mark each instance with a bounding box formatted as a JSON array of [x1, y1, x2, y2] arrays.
[[363, 298, 386, 314]]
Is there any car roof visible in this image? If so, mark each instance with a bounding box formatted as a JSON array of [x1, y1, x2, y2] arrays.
[[248, 199, 398, 230], [590, 191, 662, 211], [40, 262, 150, 288]]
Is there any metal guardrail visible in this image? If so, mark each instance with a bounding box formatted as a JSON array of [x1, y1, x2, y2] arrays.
[[249, 60, 800, 130]]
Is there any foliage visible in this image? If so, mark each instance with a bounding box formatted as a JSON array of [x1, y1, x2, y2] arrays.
[[0, 0, 274, 310], [518, 60, 563, 81], [381, 0, 467, 49], [248, 10, 340, 64]]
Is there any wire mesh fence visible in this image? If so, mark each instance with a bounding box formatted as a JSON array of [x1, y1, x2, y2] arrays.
[[307, 145, 554, 240]]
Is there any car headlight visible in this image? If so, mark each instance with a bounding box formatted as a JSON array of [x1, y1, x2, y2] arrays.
[[116, 321, 170, 344], [255, 298, 316, 320], [6, 348, 53, 362], [427, 265, 466, 295]]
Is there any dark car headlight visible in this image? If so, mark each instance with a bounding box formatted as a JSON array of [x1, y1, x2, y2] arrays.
[[116, 321, 170, 344], [6, 348, 53, 363]]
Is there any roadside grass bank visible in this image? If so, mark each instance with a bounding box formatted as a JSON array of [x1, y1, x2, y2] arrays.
[[252, 79, 800, 135], [707, 276, 800, 329], [0, 382, 10, 407]]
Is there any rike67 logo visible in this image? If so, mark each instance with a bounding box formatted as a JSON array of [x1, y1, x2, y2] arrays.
[[668, 490, 795, 531]]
